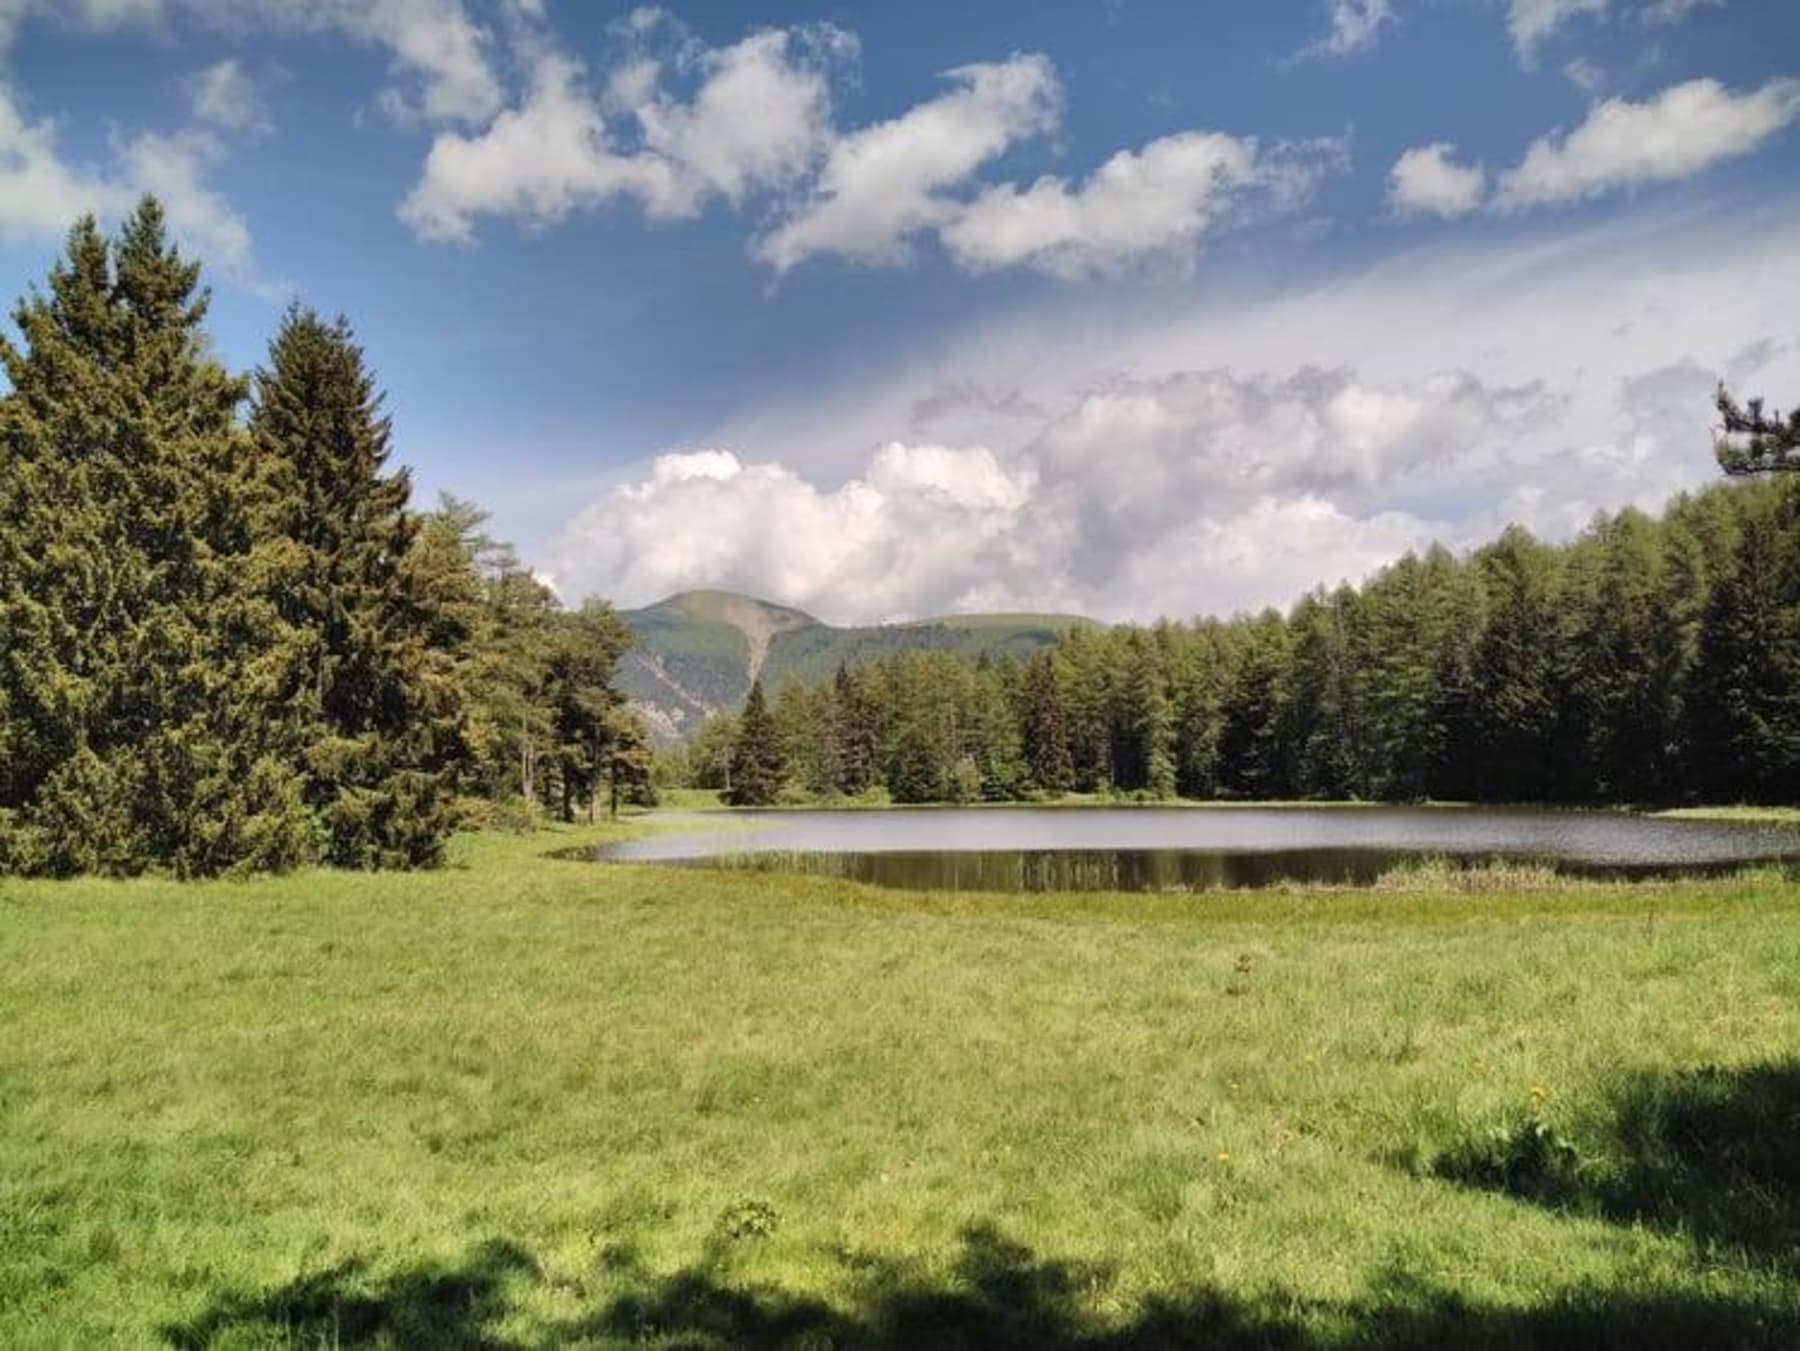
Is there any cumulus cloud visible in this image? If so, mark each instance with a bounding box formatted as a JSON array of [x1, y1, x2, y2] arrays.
[[402, 25, 848, 242], [1387, 142, 1486, 218], [623, 25, 850, 210], [940, 132, 1343, 279], [1494, 77, 1800, 210], [546, 443, 1052, 622], [752, 54, 1061, 272], [398, 19, 1338, 278], [541, 201, 1800, 623], [543, 364, 1561, 622], [0, 83, 124, 240], [1291, 0, 1395, 62], [0, 82, 263, 287]]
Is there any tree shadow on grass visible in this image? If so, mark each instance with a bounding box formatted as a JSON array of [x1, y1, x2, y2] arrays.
[[164, 1221, 1799, 1350], [1435, 1058, 1800, 1268], [162, 1239, 534, 1350]]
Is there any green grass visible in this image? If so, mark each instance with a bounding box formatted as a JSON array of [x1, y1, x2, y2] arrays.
[[3, 826, 1798, 1346], [1653, 804, 1800, 825]]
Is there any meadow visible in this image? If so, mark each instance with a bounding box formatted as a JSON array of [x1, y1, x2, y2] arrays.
[[2, 822, 1798, 1347]]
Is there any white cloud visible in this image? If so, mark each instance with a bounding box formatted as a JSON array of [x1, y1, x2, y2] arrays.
[[0, 0, 161, 50], [1640, 0, 1722, 21], [543, 200, 1800, 622], [548, 443, 1051, 623], [0, 81, 268, 289], [940, 131, 1340, 279], [402, 25, 848, 242], [753, 54, 1060, 272], [399, 23, 1335, 278], [0, 0, 511, 127], [399, 53, 670, 243], [1505, 0, 1725, 61], [0, 83, 125, 239], [1494, 77, 1800, 210], [212, 0, 506, 127], [543, 364, 1559, 622], [116, 127, 253, 275], [189, 58, 267, 134], [612, 25, 849, 213], [1388, 142, 1487, 218], [1292, 0, 1395, 61], [1562, 57, 1606, 95], [1506, 0, 1608, 62]]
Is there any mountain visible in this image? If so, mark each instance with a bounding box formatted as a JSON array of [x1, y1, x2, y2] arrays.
[[617, 589, 1098, 742]]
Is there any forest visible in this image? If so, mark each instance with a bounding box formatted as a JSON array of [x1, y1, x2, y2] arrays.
[[691, 472, 1800, 809], [0, 200, 651, 878]]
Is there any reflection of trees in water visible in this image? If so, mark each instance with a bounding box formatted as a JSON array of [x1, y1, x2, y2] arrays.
[[680, 847, 1782, 893]]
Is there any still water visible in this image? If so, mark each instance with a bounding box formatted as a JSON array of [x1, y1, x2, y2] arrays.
[[582, 805, 1800, 893]]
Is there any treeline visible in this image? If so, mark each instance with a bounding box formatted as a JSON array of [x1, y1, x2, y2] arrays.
[[686, 477, 1800, 807], [0, 200, 645, 877]]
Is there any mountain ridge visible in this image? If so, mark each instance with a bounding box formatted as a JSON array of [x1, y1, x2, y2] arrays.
[[617, 589, 1098, 743]]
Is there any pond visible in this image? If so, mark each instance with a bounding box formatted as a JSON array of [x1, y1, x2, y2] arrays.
[[577, 805, 1800, 893]]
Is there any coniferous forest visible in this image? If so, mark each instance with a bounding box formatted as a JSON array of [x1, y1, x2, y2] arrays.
[[688, 478, 1800, 809], [0, 201, 649, 877]]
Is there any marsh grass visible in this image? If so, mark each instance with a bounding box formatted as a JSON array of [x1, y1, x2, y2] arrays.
[[3, 822, 1799, 1345]]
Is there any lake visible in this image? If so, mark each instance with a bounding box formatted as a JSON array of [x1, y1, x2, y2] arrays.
[[579, 805, 1800, 892]]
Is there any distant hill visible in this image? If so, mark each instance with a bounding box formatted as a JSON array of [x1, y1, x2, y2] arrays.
[[617, 589, 1098, 743]]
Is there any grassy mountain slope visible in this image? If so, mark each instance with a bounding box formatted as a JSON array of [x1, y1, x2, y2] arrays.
[[618, 590, 1097, 742]]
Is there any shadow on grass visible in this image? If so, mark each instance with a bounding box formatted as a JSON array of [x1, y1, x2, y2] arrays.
[[163, 1239, 533, 1350], [164, 1221, 1799, 1349], [1435, 1059, 1800, 1267]]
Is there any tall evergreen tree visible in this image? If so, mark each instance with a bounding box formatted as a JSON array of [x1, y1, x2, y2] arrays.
[[726, 679, 785, 806], [0, 201, 311, 875], [1021, 650, 1074, 793], [829, 664, 883, 796], [251, 306, 468, 865]]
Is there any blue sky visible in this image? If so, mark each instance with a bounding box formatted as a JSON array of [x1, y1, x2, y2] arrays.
[[2, 0, 1799, 621]]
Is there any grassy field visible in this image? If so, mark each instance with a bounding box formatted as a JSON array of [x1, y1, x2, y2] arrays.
[[2, 824, 1798, 1347]]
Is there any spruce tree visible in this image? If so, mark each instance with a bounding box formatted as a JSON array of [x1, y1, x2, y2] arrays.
[[0, 201, 311, 875], [1021, 650, 1074, 793], [725, 679, 785, 806], [250, 306, 467, 866]]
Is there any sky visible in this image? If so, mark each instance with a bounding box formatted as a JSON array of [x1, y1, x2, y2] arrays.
[[2, 0, 1798, 624]]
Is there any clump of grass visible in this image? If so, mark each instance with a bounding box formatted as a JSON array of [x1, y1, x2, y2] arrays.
[[1435, 1113, 1588, 1206], [1370, 856, 1575, 893], [714, 1198, 780, 1242]]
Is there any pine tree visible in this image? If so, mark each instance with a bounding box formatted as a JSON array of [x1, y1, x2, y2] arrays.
[[543, 600, 634, 821], [725, 679, 785, 806], [1113, 630, 1175, 796], [829, 664, 883, 796], [250, 306, 467, 866], [0, 201, 311, 875], [1021, 650, 1074, 793], [1687, 487, 1800, 802], [1715, 384, 1800, 475], [1467, 526, 1562, 801]]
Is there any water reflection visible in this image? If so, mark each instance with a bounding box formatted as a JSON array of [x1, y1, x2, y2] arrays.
[[664, 846, 1785, 892], [581, 806, 1800, 894]]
